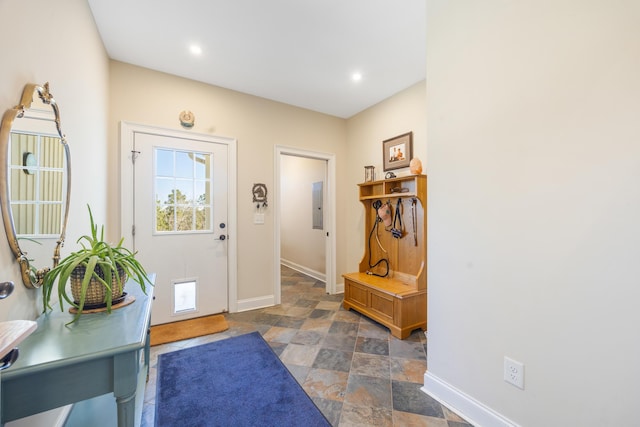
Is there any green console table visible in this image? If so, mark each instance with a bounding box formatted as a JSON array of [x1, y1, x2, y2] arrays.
[[0, 276, 154, 427]]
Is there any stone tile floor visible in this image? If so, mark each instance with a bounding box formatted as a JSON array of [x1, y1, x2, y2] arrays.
[[142, 266, 473, 426]]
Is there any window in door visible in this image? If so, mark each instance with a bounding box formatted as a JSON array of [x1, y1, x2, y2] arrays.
[[154, 149, 212, 233]]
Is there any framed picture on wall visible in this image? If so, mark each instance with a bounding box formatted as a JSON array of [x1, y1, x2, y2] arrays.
[[383, 132, 412, 171]]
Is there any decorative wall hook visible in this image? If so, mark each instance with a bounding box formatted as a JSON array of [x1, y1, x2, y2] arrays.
[[252, 183, 268, 207]]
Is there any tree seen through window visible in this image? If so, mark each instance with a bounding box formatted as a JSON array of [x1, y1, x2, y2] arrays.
[[154, 149, 211, 232]]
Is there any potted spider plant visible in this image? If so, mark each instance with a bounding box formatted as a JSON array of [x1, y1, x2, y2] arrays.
[[42, 205, 151, 323]]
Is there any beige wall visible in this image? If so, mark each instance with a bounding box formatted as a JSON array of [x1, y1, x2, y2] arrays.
[[0, 1, 109, 425], [108, 62, 348, 301], [425, 1, 640, 426], [0, 0, 109, 321], [346, 80, 427, 272]]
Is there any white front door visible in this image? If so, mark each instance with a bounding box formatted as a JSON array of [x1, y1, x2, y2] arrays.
[[131, 130, 229, 325]]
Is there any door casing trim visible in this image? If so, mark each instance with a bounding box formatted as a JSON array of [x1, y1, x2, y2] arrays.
[[119, 121, 238, 312]]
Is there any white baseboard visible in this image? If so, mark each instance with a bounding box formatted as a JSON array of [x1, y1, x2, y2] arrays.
[[236, 295, 276, 312], [422, 372, 519, 427], [280, 259, 326, 282], [237, 262, 342, 312]]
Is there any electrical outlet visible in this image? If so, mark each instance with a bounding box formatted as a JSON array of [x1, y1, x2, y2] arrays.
[[504, 356, 524, 389]]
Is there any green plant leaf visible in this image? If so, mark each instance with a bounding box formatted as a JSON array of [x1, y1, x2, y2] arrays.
[[41, 204, 152, 324]]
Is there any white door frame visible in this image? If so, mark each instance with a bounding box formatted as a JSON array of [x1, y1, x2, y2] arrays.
[[120, 121, 239, 312], [274, 145, 336, 302]]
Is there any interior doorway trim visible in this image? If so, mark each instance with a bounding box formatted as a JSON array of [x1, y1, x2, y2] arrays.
[[274, 145, 336, 303], [120, 121, 238, 312]]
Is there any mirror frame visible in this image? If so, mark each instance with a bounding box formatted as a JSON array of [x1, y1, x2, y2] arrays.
[[0, 83, 71, 288]]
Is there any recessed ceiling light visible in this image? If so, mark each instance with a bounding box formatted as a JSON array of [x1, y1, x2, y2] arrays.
[[352, 72, 363, 82], [189, 45, 202, 56]]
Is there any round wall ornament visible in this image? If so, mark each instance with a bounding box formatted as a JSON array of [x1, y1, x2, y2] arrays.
[[252, 183, 268, 203], [179, 110, 195, 128]]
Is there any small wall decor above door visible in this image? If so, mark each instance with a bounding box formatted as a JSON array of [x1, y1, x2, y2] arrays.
[[179, 110, 195, 128]]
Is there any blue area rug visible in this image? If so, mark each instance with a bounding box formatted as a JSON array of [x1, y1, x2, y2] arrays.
[[155, 331, 331, 426]]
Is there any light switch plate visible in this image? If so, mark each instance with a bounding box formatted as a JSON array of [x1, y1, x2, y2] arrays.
[[254, 213, 265, 224]]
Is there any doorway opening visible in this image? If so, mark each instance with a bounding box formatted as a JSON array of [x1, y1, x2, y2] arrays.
[[274, 146, 336, 304]]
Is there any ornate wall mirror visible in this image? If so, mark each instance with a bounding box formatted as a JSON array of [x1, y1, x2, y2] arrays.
[[0, 83, 71, 288]]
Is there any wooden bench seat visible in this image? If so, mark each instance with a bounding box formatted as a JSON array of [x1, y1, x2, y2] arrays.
[[343, 272, 426, 339]]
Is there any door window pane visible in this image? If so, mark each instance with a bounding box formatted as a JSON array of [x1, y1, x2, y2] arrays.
[[154, 148, 213, 233], [155, 178, 174, 204], [175, 180, 193, 202], [195, 207, 210, 230], [194, 153, 209, 179], [194, 181, 209, 205], [155, 149, 174, 176], [176, 206, 195, 231], [175, 151, 194, 178]]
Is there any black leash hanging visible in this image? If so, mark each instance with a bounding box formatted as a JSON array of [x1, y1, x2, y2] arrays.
[[367, 200, 389, 277], [411, 198, 418, 246], [391, 198, 404, 238]]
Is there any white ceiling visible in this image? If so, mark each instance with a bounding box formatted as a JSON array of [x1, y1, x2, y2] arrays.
[[87, 0, 426, 119]]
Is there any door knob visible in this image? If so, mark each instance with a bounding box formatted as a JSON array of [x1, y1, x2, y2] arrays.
[[219, 235, 226, 241]]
